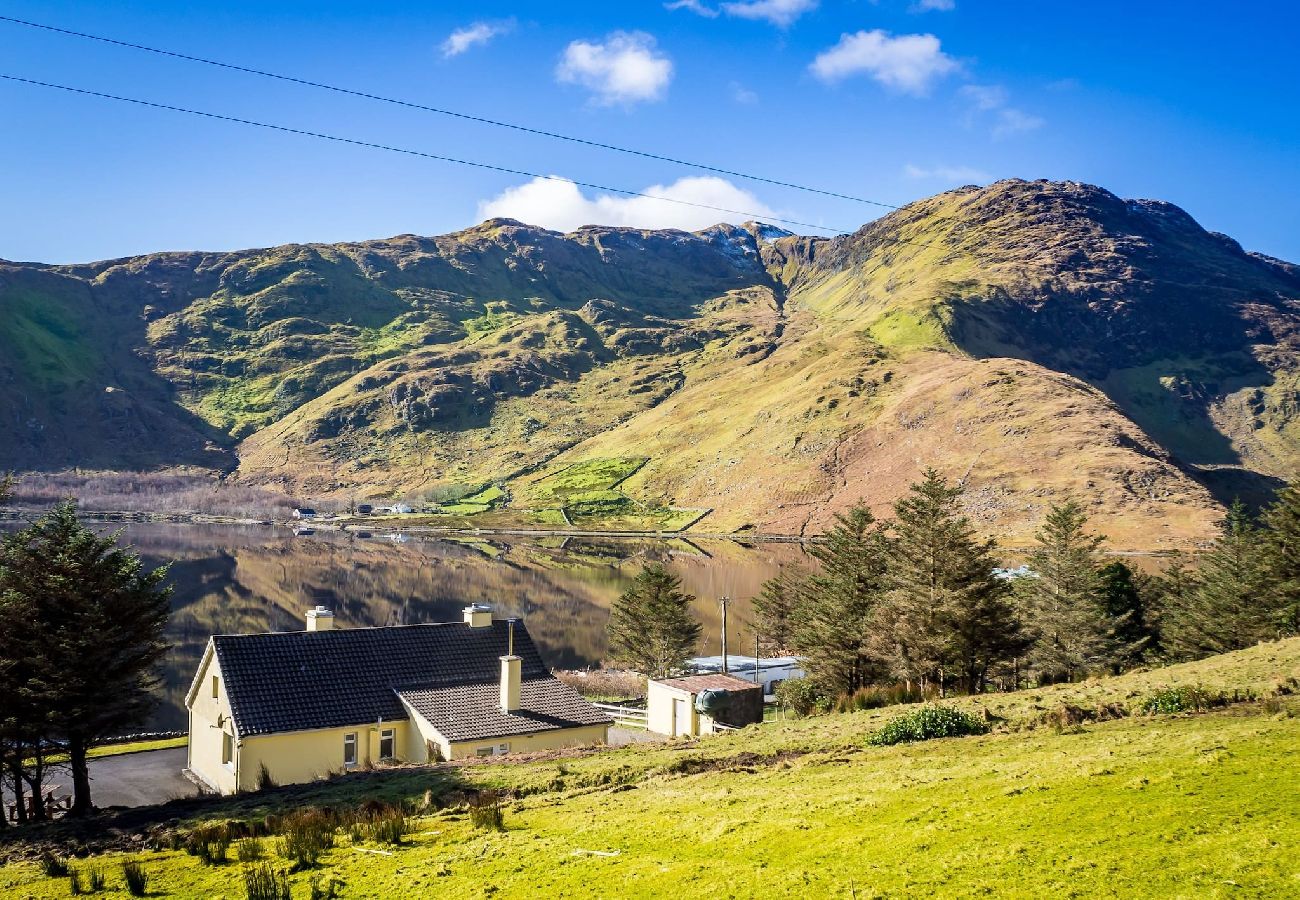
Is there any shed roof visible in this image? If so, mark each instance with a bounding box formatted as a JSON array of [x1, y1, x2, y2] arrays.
[[653, 674, 763, 693], [208, 620, 609, 740]]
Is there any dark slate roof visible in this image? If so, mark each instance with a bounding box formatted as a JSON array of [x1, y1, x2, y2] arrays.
[[398, 680, 611, 743], [212, 620, 609, 739]]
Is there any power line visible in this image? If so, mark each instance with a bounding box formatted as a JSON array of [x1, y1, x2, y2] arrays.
[[0, 73, 851, 235], [0, 14, 904, 212]]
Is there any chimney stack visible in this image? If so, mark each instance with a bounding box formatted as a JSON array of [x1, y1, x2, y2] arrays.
[[500, 618, 521, 712], [306, 606, 334, 631], [463, 604, 493, 628]]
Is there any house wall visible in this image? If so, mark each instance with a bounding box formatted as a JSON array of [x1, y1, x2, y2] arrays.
[[187, 650, 238, 795], [445, 724, 608, 760], [647, 681, 697, 737], [237, 721, 412, 793]]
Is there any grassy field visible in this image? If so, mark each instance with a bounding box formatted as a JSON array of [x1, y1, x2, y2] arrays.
[[3, 640, 1298, 898]]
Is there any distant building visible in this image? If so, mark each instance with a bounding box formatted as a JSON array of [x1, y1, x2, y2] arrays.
[[993, 565, 1036, 580], [184, 605, 610, 795], [291, 508, 317, 519], [646, 674, 763, 738], [356, 504, 373, 515], [688, 655, 804, 697]]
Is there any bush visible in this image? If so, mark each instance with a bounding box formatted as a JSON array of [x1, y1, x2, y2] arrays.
[[364, 808, 410, 845], [310, 873, 345, 899], [469, 791, 506, 831], [834, 683, 931, 713], [775, 678, 830, 717], [244, 863, 291, 900], [122, 859, 149, 897], [186, 823, 232, 865], [39, 851, 69, 877], [867, 705, 991, 746], [70, 866, 106, 894], [278, 808, 336, 870], [1138, 685, 1229, 715], [257, 763, 278, 792], [68, 870, 83, 895], [238, 838, 265, 862]]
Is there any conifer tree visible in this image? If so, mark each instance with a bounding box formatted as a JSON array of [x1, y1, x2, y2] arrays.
[[1096, 561, 1155, 670], [1165, 501, 1271, 658], [752, 565, 805, 657], [1260, 482, 1300, 634], [789, 506, 890, 695], [0, 502, 171, 817], [871, 470, 1025, 694], [605, 564, 701, 680], [1021, 500, 1108, 678]]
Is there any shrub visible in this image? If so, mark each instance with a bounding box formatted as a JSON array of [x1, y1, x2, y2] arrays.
[[122, 859, 149, 897], [68, 870, 84, 896], [238, 838, 265, 862], [775, 678, 830, 717], [469, 791, 506, 831], [867, 705, 991, 746], [1138, 685, 1228, 715], [39, 851, 69, 877], [834, 682, 931, 713], [278, 808, 336, 870], [186, 823, 232, 865], [310, 873, 345, 899], [257, 763, 278, 791], [365, 807, 410, 845], [244, 863, 292, 900], [86, 867, 106, 892]]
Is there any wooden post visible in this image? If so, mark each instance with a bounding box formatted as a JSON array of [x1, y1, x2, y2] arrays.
[[719, 596, 730, 674]]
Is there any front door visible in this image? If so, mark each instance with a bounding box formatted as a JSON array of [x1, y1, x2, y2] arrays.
[[673, 697, 692, 737]]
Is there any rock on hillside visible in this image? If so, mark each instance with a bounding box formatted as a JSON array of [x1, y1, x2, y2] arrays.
[[2, 180, 1298, 547]]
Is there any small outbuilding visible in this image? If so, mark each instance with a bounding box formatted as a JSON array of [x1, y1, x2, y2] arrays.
[[292, 508, 317, 519], [646, 674, 764, 738]]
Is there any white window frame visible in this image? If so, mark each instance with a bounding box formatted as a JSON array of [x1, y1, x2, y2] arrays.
[[379, 728, 396, 761], [221, 731, 233, 768], [211, 675, 219, 698], [343, 732, 358, 768], [475, 746, 494, 758]]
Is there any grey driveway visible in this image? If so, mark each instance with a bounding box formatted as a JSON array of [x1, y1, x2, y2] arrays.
[[47, 747, 193, 810]]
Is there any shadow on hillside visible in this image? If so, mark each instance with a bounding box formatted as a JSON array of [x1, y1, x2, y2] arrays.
[[0, 763, 470, 859]]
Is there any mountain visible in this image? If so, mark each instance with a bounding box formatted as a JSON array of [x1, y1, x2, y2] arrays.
[[3, 179, 1298, 548]]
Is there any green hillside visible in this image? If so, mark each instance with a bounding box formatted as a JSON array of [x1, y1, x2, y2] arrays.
[[3, 639, 1297, 898], [4, 180, 1299, 546]]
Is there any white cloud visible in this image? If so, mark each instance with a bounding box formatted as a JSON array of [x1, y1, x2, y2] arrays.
[[440, 19, 514, 58], [477, 176, 777, 233], [720, 0, 818, 27], [911, 0, 955, 9], [556, 32, 673, 105], [810, 30, 959, 94], [903, 163, 990, 182], [664, 0, 720, 17], [959, 83, 1044, 138], [730, 81, 759, 104]]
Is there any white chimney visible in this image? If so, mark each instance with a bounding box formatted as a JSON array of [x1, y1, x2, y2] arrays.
[[500, 618, 521, 712], [306, 606, 334, 631], [463, 604, 493, 628]]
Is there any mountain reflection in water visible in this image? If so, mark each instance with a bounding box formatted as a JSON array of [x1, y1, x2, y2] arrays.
[[79, 524, 808, 731]]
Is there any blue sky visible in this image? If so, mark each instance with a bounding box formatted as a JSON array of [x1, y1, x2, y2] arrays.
[[2, 1, 1297, 263]]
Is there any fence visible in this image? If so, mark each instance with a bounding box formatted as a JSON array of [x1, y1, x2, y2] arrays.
[[592, 702, 649, 729]]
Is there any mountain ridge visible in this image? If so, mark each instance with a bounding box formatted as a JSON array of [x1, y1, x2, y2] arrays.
[[3, 179, 1297, 547]]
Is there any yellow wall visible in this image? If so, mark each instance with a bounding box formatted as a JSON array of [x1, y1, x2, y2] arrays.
[[647, 681, 699, 737], [238, 721, 410, 792], [445, 724, 608, 760], [187, 648, 238, 795]]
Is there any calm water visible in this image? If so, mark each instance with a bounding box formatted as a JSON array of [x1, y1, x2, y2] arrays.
[[35, 524, 809, 731]]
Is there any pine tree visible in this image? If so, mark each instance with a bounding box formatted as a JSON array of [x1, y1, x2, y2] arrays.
[[0, 502, 171, 816], [1260, 482, 1300, 635], [0, 473, 14, 504], [788, 506, 890, 695], [1022, 500, 1108, 679], [752, 565, 805, 657], [1165, 501, 1271, 658], [871, 470, 1025, 694], [1096, 561, 1155, 670], [605, 564, 701, 680]]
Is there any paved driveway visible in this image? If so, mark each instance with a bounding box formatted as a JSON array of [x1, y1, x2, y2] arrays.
[[46, 747, 193, 810]]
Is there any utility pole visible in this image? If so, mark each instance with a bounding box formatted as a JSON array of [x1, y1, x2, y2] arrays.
[[719, 596, 730, 674], [754, 632, 761, 684]]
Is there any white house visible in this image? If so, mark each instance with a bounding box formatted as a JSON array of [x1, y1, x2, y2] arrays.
[[646, 674, 763, 738]]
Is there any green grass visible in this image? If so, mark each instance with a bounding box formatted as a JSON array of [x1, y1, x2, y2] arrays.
[[88, 737, 188, 759], [3, 640, 1297, 898]]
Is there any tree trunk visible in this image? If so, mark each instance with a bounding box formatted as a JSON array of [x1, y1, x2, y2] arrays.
[[8, 756, 25, 825], [68, 736, 92, 818]]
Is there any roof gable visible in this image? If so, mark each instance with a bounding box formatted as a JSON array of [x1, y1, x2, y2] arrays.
[[211, 620, 555, 737]]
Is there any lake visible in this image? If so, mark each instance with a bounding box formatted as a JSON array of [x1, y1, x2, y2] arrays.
[[63, 524, 809, 731]]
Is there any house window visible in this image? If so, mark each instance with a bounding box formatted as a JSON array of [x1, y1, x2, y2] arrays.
[[343, 732, 358, 767], [221, 731, 233, 766], [475, 747, 494, 758], [211, 675, 219, 698], [379, 728, 396, 761]]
